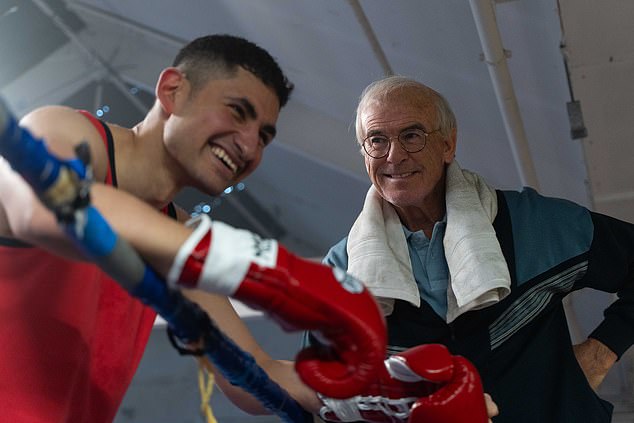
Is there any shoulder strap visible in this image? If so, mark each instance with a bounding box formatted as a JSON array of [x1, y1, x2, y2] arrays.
[[77, 110, 117, 187], [163, 202, 178, 220]]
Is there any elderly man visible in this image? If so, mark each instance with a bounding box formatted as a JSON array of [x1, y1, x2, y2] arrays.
[[322, 75, 633, 423]]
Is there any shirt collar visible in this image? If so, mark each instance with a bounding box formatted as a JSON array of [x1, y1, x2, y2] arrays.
[[402, 214, 448, 241]]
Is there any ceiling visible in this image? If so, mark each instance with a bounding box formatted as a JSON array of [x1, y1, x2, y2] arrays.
[[2, 0, 600, 257], [2, 0, 634, 418]]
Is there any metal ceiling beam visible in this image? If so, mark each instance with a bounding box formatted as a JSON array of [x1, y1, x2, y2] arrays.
[[347, 0, 394, 77], [468, 0, 540, 190], [32, 0, 149, 115], [66, 0, 186, 48]]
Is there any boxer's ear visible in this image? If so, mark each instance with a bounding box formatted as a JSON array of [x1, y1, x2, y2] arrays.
[[155, 67, 189, 116]]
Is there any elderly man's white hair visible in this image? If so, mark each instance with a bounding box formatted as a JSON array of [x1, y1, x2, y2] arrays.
[[355, 76, 457, 147]]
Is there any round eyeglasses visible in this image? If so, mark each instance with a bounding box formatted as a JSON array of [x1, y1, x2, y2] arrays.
[[362, 127, 442, 159]]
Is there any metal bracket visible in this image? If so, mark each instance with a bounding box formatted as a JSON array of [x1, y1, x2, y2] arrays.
[[567, 100, 588, 139], [479, 49, 512, 62]]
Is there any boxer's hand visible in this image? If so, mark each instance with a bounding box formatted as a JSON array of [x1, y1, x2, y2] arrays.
[[484, 393, 499, 422], [167, 215, 387, 399], [319, 344, 489, 423]]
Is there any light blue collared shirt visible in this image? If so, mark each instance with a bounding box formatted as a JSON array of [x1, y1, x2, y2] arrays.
[[402, 217, 449, 318]]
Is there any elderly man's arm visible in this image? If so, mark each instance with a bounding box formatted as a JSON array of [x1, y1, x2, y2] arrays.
[[573, 338, 617, 390], [574, 211, 634, 389]]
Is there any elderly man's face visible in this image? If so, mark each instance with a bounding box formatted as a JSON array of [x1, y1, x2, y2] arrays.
[[360, 94, 456, 211]]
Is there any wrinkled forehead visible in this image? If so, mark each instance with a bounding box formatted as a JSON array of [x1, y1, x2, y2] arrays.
[[359, 90, 438, 132]]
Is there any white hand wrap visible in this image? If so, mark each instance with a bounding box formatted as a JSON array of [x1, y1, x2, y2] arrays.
[[166, 214, 279, 294], [319, 393, 415, 422], [318, 356, 422, 422]]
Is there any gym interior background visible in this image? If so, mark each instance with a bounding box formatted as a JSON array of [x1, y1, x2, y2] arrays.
[[1, 1, 634, 421]]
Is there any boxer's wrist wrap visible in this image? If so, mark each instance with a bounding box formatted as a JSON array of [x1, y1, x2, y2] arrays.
[[167, 214, 278, 294]]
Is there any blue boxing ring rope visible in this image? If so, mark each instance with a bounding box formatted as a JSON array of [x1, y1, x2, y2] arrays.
[[0, 99, 307, 423]]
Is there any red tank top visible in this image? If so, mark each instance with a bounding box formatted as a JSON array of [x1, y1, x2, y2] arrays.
[[0, 112, 171, 422]]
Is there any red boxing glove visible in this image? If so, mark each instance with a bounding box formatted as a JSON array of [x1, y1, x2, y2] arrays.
[[167, 215, 387, 399], [318, 344, 488, 423]]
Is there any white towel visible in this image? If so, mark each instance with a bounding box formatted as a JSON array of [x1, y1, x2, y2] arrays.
[[346, 161, 511, 322], [347, 185, 419, 316], [443, 161, 511, 322]]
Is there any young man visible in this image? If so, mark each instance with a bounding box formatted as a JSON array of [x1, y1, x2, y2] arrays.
[[322, 75, 634, 422], [0, 34, 318, 422]]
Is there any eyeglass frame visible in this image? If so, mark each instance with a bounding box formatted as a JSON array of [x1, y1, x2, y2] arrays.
[[361, 126, 443, 159]]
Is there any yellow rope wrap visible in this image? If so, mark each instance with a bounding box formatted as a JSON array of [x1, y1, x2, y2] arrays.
[[197, 358, 218, 423]]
